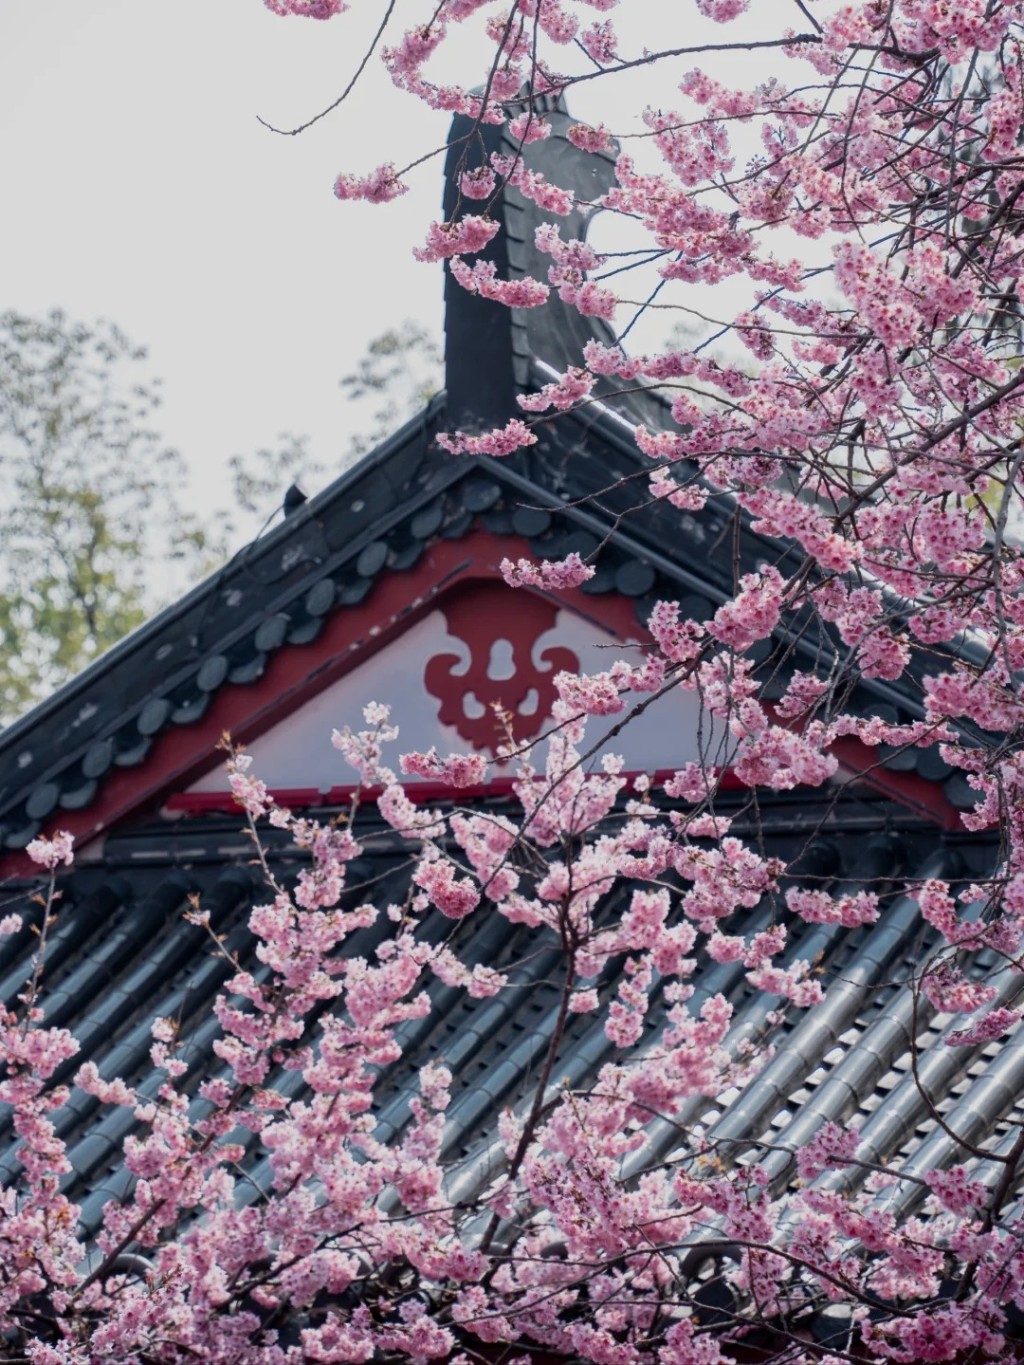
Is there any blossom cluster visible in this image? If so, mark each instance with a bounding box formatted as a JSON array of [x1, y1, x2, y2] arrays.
[[254, 0, 1024, 1347], [6, 680, 1024, 1363], [13, 0, 1024, 1357]]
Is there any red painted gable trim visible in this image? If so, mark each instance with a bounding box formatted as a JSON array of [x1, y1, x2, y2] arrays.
[[1, 529, 963, 875], [164, 768, 752, 815], [167, 759, 955, 827], [0, 534, 638, 875]]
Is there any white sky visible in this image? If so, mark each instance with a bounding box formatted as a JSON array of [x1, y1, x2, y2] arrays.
[[0, 1, 787, 529], [0, 0, 453, 522]]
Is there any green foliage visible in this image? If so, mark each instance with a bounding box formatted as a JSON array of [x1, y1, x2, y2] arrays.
[[0, 311, 444, 725], [0, 311, 212, 722]]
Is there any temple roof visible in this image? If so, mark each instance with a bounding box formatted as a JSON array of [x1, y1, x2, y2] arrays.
[[0, 106, 1015, 1351], [0, 98, 981, 857], [0, 402, 973, 859]]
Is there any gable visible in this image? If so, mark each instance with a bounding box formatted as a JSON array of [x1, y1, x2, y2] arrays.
[[0, 448, 972, 874], [0, 267, 980, 863], [181, 578, 713, 805]]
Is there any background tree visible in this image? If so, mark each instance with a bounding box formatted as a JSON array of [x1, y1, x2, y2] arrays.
[[227, 431, 326, 530], [0, 311, 212, 720], [0, 313, 442, 724], [339, 319, 443, 456], [224, 321, 442, 525]]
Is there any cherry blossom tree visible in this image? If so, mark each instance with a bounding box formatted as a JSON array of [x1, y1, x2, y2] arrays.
[[6, 0, 1024, 1361]]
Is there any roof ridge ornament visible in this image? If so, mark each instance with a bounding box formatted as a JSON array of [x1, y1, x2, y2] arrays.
[[442, 93, 618, 433]]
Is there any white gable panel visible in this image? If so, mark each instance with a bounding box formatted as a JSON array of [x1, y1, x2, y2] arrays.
[[189, 601, 712, 795]]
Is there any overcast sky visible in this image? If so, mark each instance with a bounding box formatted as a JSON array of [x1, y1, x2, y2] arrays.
[[1, 0, 456, 521], [0, 1, 780, 528]]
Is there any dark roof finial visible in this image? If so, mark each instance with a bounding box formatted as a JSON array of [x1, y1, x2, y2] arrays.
[[442, 94, 618, 433]]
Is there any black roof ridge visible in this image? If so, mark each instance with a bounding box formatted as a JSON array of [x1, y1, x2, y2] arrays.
[[443, 95, 623, 431]]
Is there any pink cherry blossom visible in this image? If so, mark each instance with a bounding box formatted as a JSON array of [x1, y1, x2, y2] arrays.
[[332, 162, 406, 203], [500, 551, 595, 588], [449, 256, 550, 306], [11, 1, 1024, 1357], [437, 417, 536, 456], [400, 747, 488, 787], [265, 0, 344, 15], [25, 830, 74, 870], [413, 214, 500, 262]]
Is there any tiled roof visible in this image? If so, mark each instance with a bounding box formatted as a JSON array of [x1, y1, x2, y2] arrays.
[[0, 791, 1007, 1277]]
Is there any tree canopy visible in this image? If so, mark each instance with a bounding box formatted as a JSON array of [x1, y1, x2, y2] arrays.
[[0, 311, 210, 720]]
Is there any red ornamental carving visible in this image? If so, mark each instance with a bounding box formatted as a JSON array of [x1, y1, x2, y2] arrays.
[[423, 583, 579, 753]]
